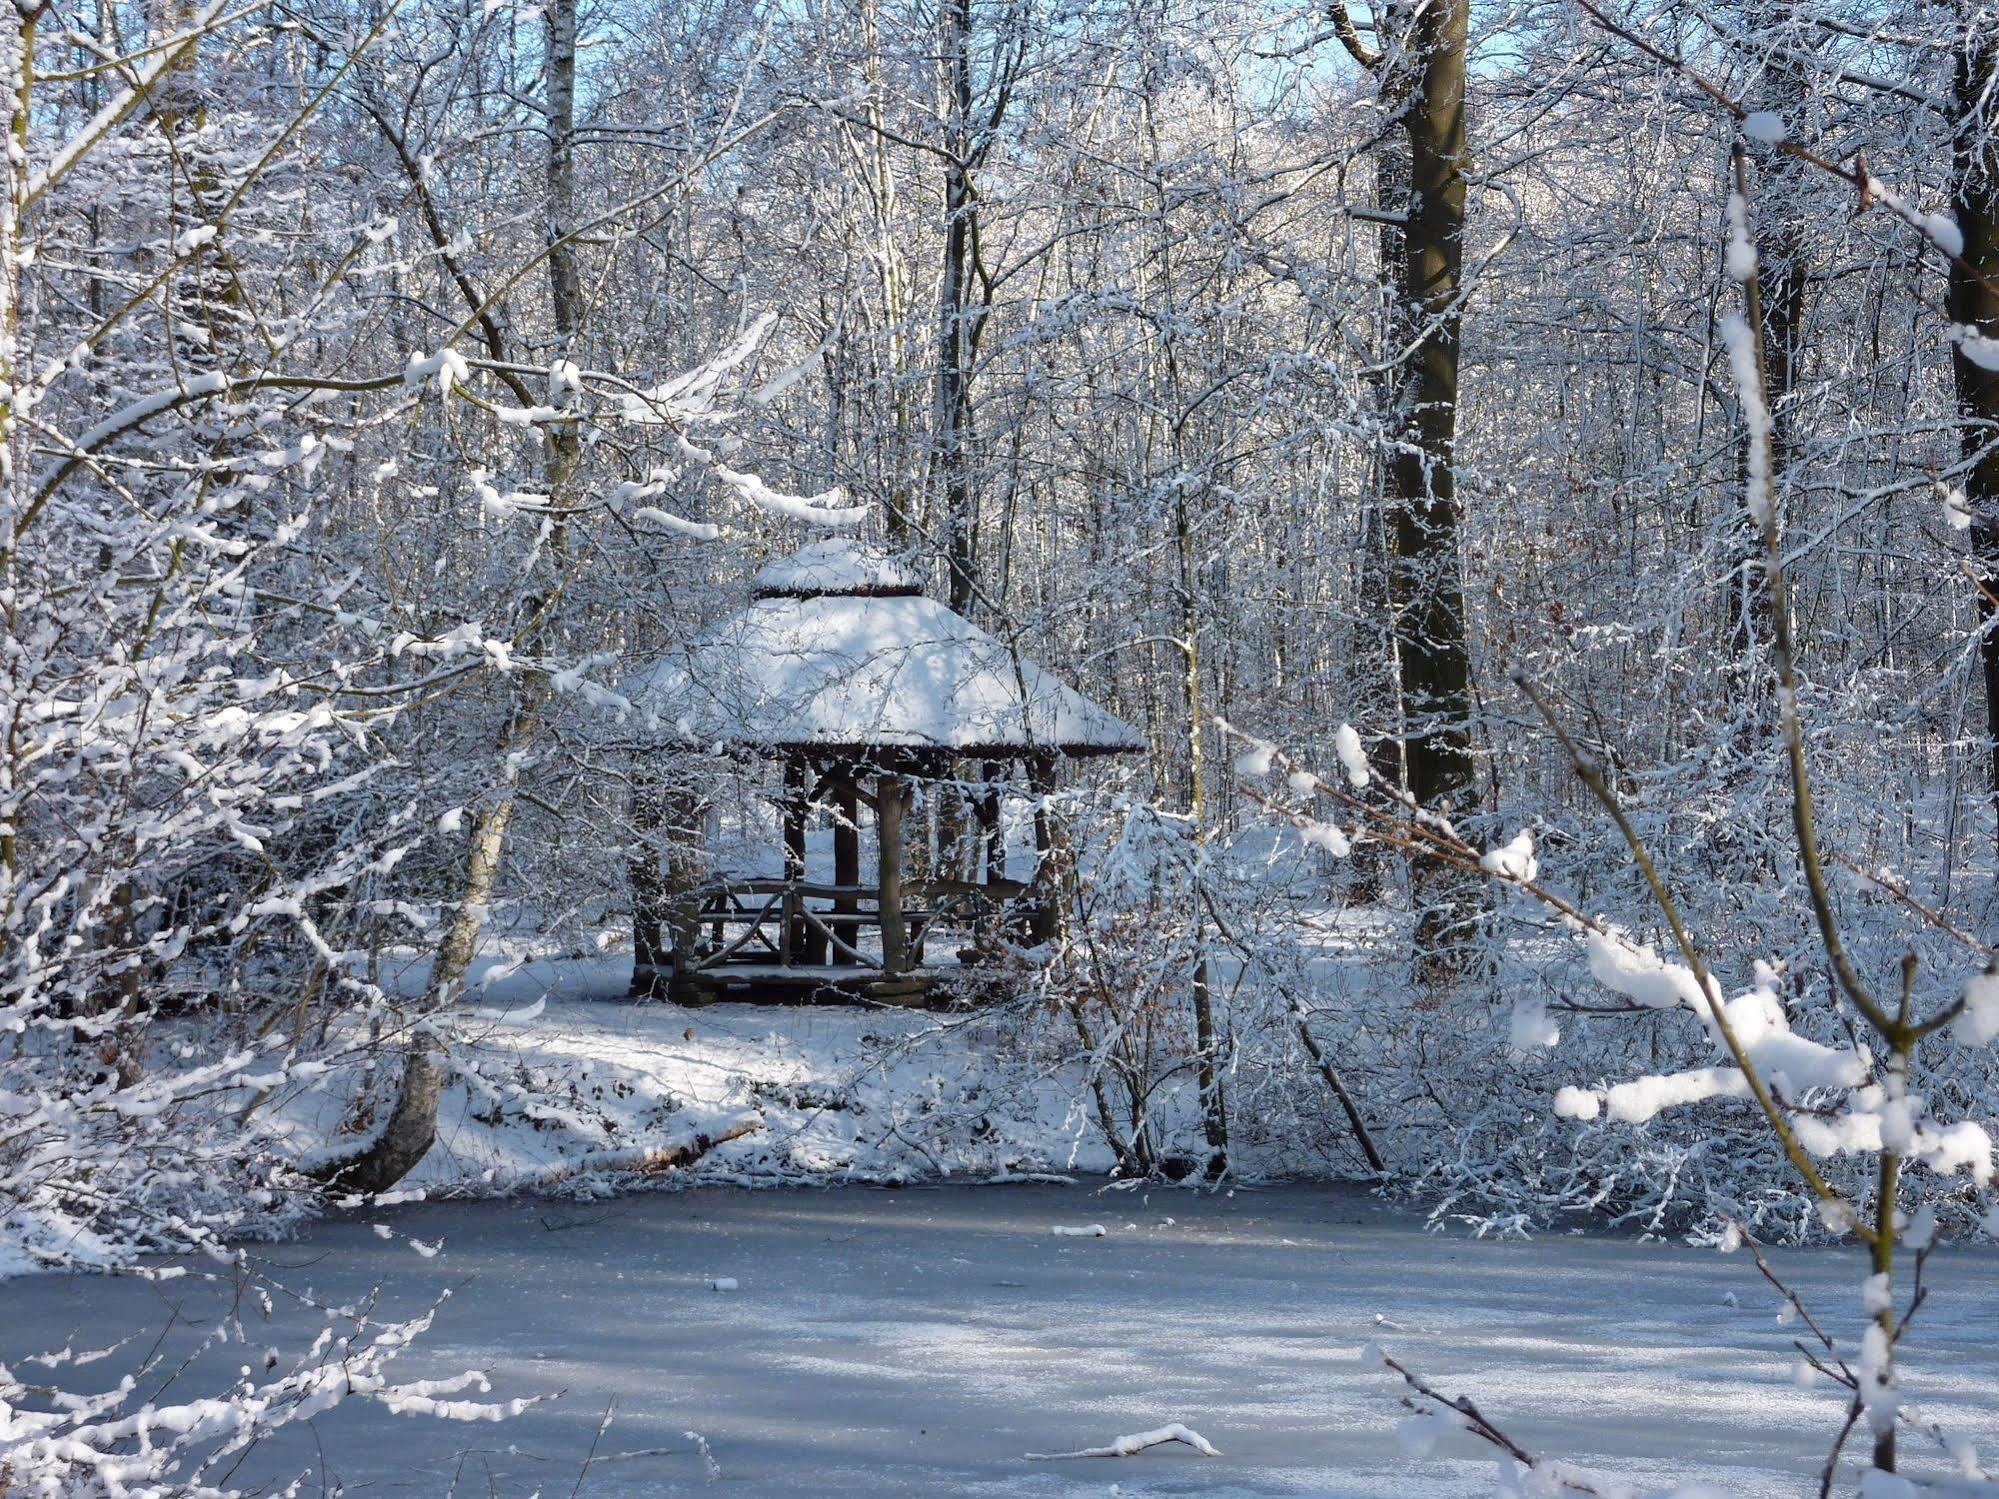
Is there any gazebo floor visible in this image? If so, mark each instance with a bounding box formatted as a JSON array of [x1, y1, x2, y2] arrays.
[[669, 963, 935, 1009]]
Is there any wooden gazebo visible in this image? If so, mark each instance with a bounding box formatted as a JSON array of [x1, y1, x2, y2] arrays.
[[625, 538, 1141, 1005]]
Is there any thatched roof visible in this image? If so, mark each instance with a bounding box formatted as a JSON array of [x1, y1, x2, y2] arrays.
[[626, 541, 1142, 760]]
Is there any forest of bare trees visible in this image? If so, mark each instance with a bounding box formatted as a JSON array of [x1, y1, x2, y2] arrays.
[[5, 0, 1999, 1489]]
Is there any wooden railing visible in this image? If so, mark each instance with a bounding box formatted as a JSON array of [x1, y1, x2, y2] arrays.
[[681, 876, 1032, 975]]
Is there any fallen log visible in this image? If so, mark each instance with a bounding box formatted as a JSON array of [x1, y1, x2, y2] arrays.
[[516, 1112, 765, 1186]]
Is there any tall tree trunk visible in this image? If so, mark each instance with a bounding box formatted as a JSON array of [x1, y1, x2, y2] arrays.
[[1954, 13, 1999, 849], [935, 0, 977, 617], [1337, 0, 1479, 993], [1134, 79, 1230, 1177], [1729, 7, 1813, 681], [1177, 484, 1228, 1178], [931, 0, 985, 879], [0, 0, 35, 925], [150, 0, 224, 343], [327, 0, 585, 1191], [1346, 125, 1413, 903], [431, 0, 584, 1002], [1386, 0, 1473, 820]]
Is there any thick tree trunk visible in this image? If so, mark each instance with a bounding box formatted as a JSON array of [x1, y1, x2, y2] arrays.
[[853, 0, 916, 538], [1375, 0, 1480, 996], [150, 0, 240, 386], [310, 738, 519, 1191], [433, 776, 518, 1006], [629, 767, 671, 997], [629, 767, 706, 998], [1331, 5, 1477, 965], [1346, 125, 1413, 903], [930, 0, 984, 879], [542, 0, 582, 356], [315, 1047, 441, 1195], [1386, 0, 1473, 817]]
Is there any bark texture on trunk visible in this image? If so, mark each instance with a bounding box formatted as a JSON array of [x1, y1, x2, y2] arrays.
[[1730, 9, 1813, 677], [936, 0, 978, 616], [1954, 21, 1999, 837], [629, 768, 707, 998], [1384, 0, 1473, 817], [1333, 0, 1480, 995]]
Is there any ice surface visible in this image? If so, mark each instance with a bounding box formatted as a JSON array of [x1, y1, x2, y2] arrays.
[[6, 1183, 1996, 1496]]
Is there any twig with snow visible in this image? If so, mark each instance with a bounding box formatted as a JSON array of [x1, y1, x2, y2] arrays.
[[1369, 1345, 1605, 1495], [1024, 1423, 1221, 1460]]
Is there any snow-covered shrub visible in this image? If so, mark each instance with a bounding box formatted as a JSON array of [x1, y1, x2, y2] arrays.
[[1011, 785, 1387, 1179], [0, 2, 564, 1485], [1034, 795, 1212, 1176]]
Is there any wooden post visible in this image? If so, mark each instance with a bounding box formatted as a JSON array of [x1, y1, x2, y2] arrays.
[[877, 772, 908, 974], [909, 776, 930, 967], [1029, 752, 1065, 944], [979, 759, 1005, 885], [783, 758, 819, 963], [627, 763, 670, 999], [783, 759, 808, 880], [832, 764, 860, 966]]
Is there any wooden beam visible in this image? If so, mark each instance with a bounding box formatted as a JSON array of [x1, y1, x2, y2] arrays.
[[810, 765, 880, 815]]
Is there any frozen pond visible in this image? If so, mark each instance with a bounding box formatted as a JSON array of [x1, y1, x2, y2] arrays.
[[6, 1182, 1997, 1496]]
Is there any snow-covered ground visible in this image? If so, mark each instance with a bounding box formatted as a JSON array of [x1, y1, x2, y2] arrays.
[[8, 1182, 1996, 1497], [276, 975, 1265, 1192]]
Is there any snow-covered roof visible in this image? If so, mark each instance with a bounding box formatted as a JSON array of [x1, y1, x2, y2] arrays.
[[752, 538, 923, 598], [626, 556, 1143, 758]]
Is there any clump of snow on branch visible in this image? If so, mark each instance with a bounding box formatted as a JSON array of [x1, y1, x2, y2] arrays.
[[1480, 830, 1538, 883], [1950, 324, 1999, 373], [1333, 723, 1370, 788], [1956, 972, 1999, 1048], [1740, 110, 1788, 145]]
